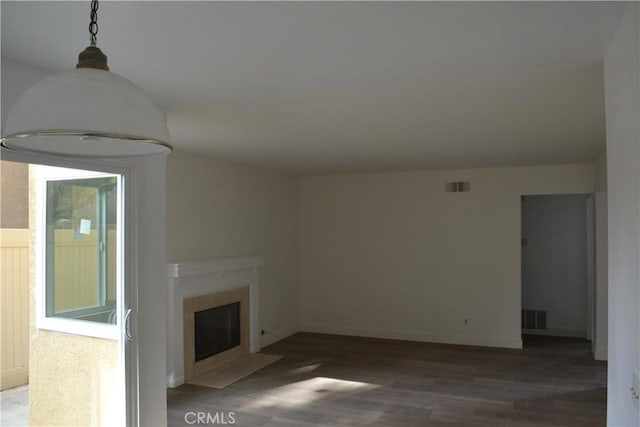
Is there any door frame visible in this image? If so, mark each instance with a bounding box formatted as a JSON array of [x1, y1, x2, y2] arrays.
[[520, 193, 597, 344], [1, 149, 140, 426]]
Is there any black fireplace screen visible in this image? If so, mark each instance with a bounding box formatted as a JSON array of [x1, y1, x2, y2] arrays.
[[194, 302, 241, 362]]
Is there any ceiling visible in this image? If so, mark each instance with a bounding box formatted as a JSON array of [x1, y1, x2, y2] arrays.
[[1, 2, 627, 174]]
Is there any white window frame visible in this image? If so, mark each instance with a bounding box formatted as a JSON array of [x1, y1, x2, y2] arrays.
[[34, 165, 124, 340]]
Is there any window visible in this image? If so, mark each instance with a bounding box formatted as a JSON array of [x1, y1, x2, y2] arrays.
[[36, 165, 123, 338], [45, 175, 119, 324]]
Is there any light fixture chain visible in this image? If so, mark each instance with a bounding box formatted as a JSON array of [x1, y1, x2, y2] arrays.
[[89, 0, 99, 46]]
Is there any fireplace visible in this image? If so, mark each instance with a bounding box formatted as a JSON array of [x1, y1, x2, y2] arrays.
[[183, 286, 250, 381], [195, 302, 241, 362], [167, 256, 263, 387]]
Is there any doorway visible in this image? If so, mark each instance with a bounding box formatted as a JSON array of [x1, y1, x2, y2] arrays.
[[521, 194, 595, 340], [0, 159, 135, 426]]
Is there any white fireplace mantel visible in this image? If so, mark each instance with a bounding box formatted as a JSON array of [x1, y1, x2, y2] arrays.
[[167, 256, 263, 388]]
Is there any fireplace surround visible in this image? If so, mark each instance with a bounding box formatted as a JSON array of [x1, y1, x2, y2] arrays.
[[167, 256, 263, 387]]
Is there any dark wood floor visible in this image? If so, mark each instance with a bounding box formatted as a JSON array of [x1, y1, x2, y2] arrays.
[[167, 333, 607, 426]]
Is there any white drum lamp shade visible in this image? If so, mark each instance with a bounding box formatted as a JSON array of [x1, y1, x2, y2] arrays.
[[1, 68, 172, 157]]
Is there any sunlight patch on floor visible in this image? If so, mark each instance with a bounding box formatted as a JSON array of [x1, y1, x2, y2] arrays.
[[287, 363, 322, 375], [241, 376, 378, 410]]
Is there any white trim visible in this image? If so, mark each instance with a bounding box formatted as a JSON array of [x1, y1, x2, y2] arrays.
[[124, 161, 140, 427], [167, 375, 185, 389], [301, 323, 523, 349], [594, 348, 608, 361], [585, 195, 595, 342], [261, 327, 299, 348], [593, 191, 608, 363], [167, 256, 263, 279], [34, 316, 119, 340], [522, 328, 586, 338]]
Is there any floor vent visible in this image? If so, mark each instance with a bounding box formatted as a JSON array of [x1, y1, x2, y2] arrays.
[[522, 309, 547, 330]]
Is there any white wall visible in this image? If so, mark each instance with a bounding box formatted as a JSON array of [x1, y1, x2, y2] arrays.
[[134, 156, 168, 426], [300, 164, 593, 349], [521, 195, 588, 337], [594, 151, 608, 361], [604, 3, 640, 425], [166, 151, 300, 346]]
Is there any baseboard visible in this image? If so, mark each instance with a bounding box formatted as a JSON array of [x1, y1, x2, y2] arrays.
[[522, 328, 586, 338], [167, 374, 184, 389], [593, 347, 608, 361], [301, 323, 522, 349], [260, 326, 299, 348]]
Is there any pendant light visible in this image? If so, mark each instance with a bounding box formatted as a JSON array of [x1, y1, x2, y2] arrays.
[[1, 0, 173, 158]]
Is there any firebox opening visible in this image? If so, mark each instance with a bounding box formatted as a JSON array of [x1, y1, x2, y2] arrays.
[[194, 302, 241, 362]]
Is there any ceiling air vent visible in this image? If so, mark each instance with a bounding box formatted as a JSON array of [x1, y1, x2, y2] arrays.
[[445, 181, 471, 192]]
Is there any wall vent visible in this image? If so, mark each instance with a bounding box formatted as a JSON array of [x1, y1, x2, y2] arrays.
[[445, 181, 471, 192], [521, 309, 547, 330]]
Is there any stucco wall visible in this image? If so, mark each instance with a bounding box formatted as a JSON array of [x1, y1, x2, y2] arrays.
[[1, 161, 29, 229], [28, 331, 122, 426]]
